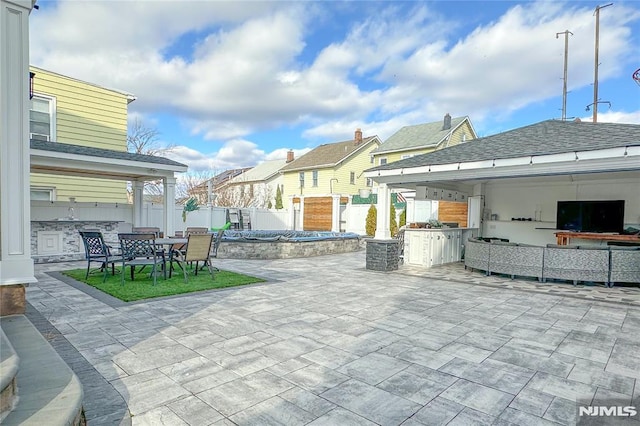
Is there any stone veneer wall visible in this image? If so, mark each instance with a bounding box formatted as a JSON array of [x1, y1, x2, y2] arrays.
[[217, 238, 361, 259], [31, 221, 122, 263], [366, 239, 400, 271]]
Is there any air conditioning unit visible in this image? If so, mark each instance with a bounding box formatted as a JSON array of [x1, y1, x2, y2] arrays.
[[30, 133, 49, 141]]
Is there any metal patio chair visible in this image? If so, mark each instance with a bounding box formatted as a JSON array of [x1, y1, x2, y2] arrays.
[[118, 233, 166, 286], [79, 231, 123, 282]]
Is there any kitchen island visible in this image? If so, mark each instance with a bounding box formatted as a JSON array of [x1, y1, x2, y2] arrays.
[[403, 227, 477, 268]]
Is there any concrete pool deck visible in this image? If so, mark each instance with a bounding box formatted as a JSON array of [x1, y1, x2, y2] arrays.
[[26, 251, 640, 425]]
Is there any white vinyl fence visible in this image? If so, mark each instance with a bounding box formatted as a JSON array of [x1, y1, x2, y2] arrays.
[[31, 201, 291, 234]]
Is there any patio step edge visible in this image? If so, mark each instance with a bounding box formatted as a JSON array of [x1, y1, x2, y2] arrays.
[[0, 315, 84, 426], [0, 327, 19, 421]]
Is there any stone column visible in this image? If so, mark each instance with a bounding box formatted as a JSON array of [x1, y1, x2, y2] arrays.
[[374, 183, 391, 239], [0, 0, 37, 315], [163, 176, 176, 237]]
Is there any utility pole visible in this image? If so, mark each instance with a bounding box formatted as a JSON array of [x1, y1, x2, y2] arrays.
[[592, 3, 613, 123], [556, 30, 573, 121]]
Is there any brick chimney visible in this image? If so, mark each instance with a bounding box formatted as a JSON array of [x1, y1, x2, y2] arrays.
[[442, 113, 451, 130], [354, 128, 363, 144], [286, 150, 294, 163]]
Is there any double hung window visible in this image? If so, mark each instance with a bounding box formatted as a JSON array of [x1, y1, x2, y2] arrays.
[[30, 95, 55, 141]]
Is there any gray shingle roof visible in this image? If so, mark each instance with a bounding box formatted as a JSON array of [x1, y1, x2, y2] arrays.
[[280, 136, 379, 172], [368, 120, 640, 171], [371, 116, 470, 154], [31, 139, 187, 167]]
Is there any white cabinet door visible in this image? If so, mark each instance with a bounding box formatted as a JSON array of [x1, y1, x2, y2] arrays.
[[408, 232, 424, 266], [430, 232, 444, 266]]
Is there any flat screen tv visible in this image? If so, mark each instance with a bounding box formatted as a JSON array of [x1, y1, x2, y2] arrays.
[[556, 200, 625, 233]]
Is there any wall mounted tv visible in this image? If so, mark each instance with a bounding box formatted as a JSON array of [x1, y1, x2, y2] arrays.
[[556, 200, 625, 233]]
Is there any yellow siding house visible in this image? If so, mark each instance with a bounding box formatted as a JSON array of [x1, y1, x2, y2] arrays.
[[280, 129, 381, 199], [279, 129, 381, 231], [371, 114, 477, 166], [29, 66, 136, 203]]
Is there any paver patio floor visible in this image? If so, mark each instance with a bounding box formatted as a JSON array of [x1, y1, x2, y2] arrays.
[[27, 251, 640, 425]]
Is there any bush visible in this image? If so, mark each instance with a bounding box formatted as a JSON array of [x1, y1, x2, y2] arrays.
[[390, 202, 398, 237], [275, 186, 283, 210], [365, 204, 377, 236], [399, 208, 406, 228]]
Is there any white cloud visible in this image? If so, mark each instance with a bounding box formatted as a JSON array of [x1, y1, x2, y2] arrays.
[[29, 1, 640, 171], [581, 110, 640, 124]]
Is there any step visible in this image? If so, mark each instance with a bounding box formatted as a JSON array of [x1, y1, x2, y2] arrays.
[[0, 315, 84, 425], [0, 327, 19, 421]]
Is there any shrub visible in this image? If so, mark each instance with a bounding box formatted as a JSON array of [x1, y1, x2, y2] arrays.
[[365, 204, 377, 236], [390, 202, 398, 237], [275, 186, 283, 210]]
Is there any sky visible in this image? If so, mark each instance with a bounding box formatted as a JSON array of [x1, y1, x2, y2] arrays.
[[29, 0, 640, 176]]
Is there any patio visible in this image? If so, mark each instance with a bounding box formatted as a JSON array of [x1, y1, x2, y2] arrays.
[[27, 251, 640, 425]]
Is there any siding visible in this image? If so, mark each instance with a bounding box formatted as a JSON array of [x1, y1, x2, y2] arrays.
[[333, 142, 379, 194], [30, 174, 128, 203], [376, 148, 435, 165], [442, 122, 476, 149], [30, 67, 131, 202], [282, 140, 380, 198], [372, 120, 478, 165]]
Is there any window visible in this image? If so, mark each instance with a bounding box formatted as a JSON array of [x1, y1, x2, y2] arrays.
[[379, 158, 387, 165], [30, 187, 55, 201], [312, 170, 318, 187], [30, 95, 55, 141], [299, 172, 304, 188], [370, 156, 374, 164], [350, 172, 355, 185], [366, 178, 373, 187]]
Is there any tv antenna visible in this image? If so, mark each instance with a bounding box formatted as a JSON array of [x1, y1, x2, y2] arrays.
[[556, 30, 573, 121], [591, 3, 613, 123]]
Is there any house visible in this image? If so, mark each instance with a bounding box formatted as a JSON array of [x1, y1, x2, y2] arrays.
[[365, 119, 640, 252], [370, 113, 477, 167], [29, 66, 136, 203], [221, 155, 292, 209], [190, 167, 253, 205], [279, 129, 381, 231]]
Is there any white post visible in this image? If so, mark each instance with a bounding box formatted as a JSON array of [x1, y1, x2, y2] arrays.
[[299, 195, 305, 231], [163, 176, 176, 237], [132, 179, 144, 227], [0, 0, 37, 314], [288, 196, 296, 230], [331, 194, 340, 232], [375, 183, 391, 239]]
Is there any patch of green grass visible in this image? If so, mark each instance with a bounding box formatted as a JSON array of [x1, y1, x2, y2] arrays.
[[61, 266, 265, 302]]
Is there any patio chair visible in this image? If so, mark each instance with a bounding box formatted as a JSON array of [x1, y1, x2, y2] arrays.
[[118, 233, 166, 286], [169, 233, 215, 282], [132, 227, 162, 237], [170, 227, 210, 259], [132, 226, 166, 258], [79, 231, 123, 282]]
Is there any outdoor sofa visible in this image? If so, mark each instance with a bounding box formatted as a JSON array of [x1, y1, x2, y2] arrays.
[[464, 238, 640, 287]]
